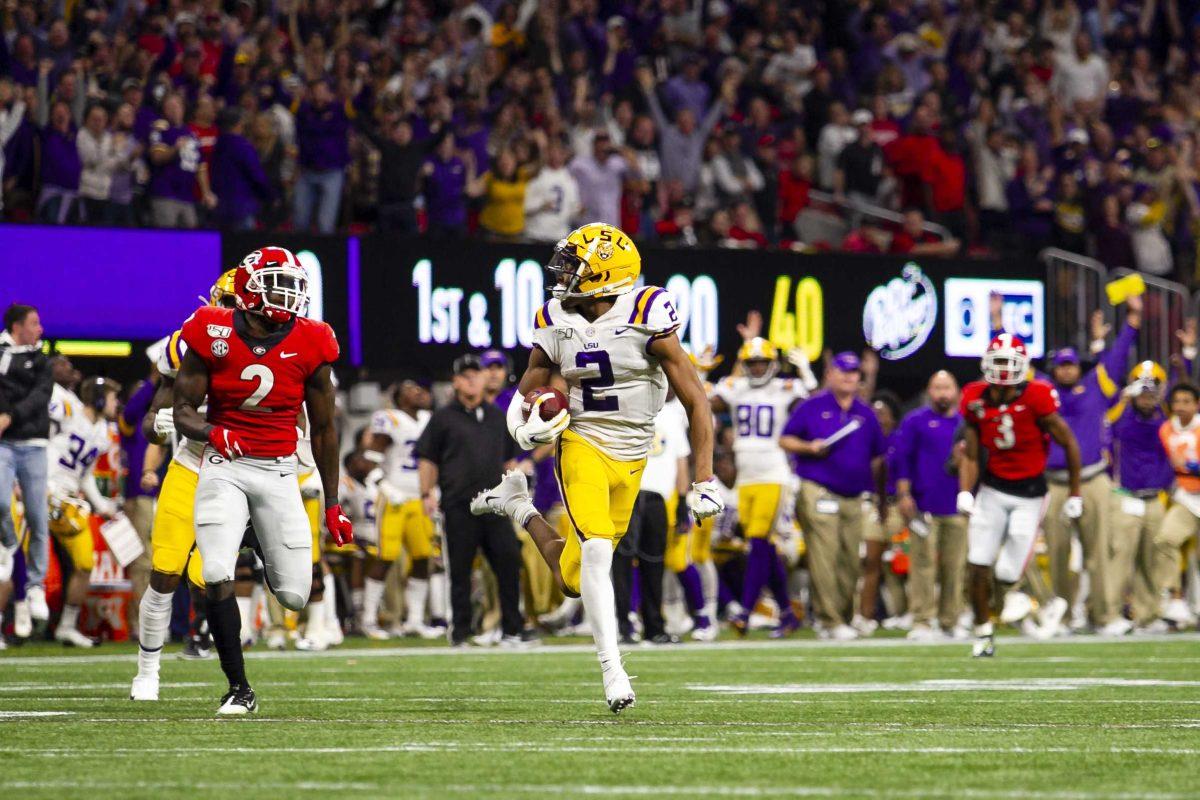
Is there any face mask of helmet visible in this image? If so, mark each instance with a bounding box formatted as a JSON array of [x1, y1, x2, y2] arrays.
[[546, 243, 586, 300], [245, 265, 308, 321], [982, 350, 1029, 385]]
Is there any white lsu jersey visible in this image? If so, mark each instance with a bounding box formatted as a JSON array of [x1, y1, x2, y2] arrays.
[[156, 328, 205, 472], [48, 386, 112, 497], [369, 408, 430, 500], [532, 285, 680, 461], [641, 398, 690, 499], [338, 474, 379, 530], [713, 375, 807, 485]]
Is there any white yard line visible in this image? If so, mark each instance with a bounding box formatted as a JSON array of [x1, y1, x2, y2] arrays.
[[1, 632, 1196, 667]]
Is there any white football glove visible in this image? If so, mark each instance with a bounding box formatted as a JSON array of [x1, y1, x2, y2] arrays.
[[786, 347, 819, 392], [513, 397, 570, 450], [1063, 495, 1083, 520], [93, 496, 119, 519], [688, 478, 725, 522], [152, 407, 176, 440], [956, 491, 975, 516]]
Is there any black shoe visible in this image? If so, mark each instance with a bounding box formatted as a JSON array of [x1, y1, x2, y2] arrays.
[[216, 684, 257, 716], [643, 633, 680, 646], [619, 632, 640, 646], [180, 633, 213, 660]]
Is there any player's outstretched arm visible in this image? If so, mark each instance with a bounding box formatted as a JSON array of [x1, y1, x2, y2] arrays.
[[172, 349, 211, 443], [305, 365, 340, 508], [1040, 412, 1082, 498], [654, 333, 714, 483]]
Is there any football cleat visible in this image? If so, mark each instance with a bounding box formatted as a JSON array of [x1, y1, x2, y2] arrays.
[[499, 630, 540, 649], [362, 623, 391, 641], [295, 634, 329, 651], [642, 633, 680, 646], [771, 612, 801, 639], [829, 623, 859, 641], [601, 661, 636, 714], [266, 631, 287, 651], [469, 469, 536, 524], [180, 633, 213, 660], [55, 627, 96, 648], [972, 634, 995, 658], [130, 674, 160, 701], [1000, 591, 1034, 624], [216, 685, 258, 716], [1035, 597, 1069, 640], [1162, 597, 1197, 627], [850, 614, 878, 638], [690, 622, 718, 642], [1101, 617, 1134, 637]]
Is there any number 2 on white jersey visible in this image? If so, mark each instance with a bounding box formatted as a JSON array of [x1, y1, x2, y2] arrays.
[[993, 413, 1015, 450], [240, 364, 274, 410]]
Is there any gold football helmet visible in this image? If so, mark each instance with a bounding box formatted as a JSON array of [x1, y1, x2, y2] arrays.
[[738, 337, 779, 386], [209, 268, 239, 308], [546, 223, 641, 303]]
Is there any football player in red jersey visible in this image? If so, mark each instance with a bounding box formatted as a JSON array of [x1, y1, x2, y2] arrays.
[[172, 247, 353, 715], [958, 334, 1081, 658]]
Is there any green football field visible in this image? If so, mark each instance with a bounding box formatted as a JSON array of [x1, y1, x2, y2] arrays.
[[1, 633, 1198, 799]]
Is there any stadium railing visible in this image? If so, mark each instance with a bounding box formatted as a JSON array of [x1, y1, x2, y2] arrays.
[[1111, 268, 1189, 372], [1041, 248, 1111, 356], [804, 190, 954, 245]]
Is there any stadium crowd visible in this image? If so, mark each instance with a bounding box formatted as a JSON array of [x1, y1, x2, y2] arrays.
[[6, 1, 1200, 281], [1, 290, 1198, 653]]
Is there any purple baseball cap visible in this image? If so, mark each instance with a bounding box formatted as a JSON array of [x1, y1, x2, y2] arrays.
[[1052, 348, 1080, 366], [479, 349, 509, 368], [832, 351, 861, 372]]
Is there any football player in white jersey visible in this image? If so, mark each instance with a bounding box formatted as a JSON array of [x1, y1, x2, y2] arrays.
[[711, 338, 809, 637], [471, 222, 722, 713], [47, 376, 121, 647], [364, 380, 439, 639]]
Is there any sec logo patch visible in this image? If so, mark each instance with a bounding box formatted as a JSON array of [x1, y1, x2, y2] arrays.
[[211, 340, 229, 358]]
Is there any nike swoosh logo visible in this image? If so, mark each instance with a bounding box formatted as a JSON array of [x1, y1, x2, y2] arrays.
[[614, 328, 630, 335], [630, 467, 643, 474], [280, 352, 298, 359]]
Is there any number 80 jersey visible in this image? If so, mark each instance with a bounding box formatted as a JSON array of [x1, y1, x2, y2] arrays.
[[961, 379, 1060, 482], [181, 306, 339, 458], [713, 376, 808, 485], [532, 286, 680, 460]]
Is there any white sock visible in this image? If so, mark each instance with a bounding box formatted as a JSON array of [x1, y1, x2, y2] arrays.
[[404, 577, 429, 628], [306, 600, 326, 638], [60, 604, 79, 632], [236, 596, 253, 640], [580, 539, 620, 667], [975, 620, 994, 637], [699, 560, 718, 617], [352, 587, 364, 616], [363, 578, 385, 628], [137, 588, 173, 677], [323, 573, 339, 628], [429, 572, 447, 620]]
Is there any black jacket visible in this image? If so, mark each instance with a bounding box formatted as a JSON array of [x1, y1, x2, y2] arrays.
[[0, 332, 53, 441]]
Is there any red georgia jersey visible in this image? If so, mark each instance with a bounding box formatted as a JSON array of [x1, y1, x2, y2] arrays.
[[180, 306, 338, 458], [960, 379, 1060, 481]]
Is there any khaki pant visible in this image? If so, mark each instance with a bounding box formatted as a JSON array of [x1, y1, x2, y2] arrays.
[[1108, 492, 1164, 625], [863, 503, 906, 616], [907, 514, 968, 630], [1044, 474, 1112, 624], [1155, 503, 1200, 596], [124, 495, 155, 638], [796, 481, 862, 627]]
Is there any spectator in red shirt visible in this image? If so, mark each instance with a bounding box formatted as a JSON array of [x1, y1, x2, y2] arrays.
[[890, 208, 959, 256], [778, 154, 814, 234], [884, 106, 939, 211], [927, 128, 967, 239], [189, 95, 219, 212]]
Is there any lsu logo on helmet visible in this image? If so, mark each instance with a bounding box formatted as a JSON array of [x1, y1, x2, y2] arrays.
[[546, 223, 641, 302]]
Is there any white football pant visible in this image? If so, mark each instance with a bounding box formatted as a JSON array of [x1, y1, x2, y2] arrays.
[[967, 485, 1047, 583], [195, 449, 313, 611]]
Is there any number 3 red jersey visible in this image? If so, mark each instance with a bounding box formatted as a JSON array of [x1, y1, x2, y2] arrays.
[[180, 306, 339, 458], [960, 379, 1060, 481]]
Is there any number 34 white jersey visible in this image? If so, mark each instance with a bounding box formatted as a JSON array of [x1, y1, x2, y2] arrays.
[[713, 376, 808, 485], [532, 286, 680, 461], [369, 408, 430, 500], [48, 385, 113, 497]]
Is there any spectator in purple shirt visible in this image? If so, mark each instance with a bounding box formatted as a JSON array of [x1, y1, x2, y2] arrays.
[[422, 132, 470, 238], [780, 352, 887, 641], [36, 100, 82, 224], [211, 108, 273, 231], [147, 92, 201, 228], [292, 79, 354, 235], [892, 370, 967, 641]]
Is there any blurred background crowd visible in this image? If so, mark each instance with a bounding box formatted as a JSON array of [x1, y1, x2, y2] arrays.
[[7, 0, 1200, 283]]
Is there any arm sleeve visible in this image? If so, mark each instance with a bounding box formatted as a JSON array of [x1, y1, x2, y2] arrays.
[[1096, 322, 1137, 401], [369, 411, 394, 439], [530, 302, 560, 364], [641, 287, 681, 335]]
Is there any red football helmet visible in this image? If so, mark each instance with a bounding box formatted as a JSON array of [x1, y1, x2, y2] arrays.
[[982, 333, 1030, 386], [234, 247, 308, 323]]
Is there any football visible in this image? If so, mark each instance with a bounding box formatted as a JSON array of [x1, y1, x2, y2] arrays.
[[522, 387, 569, 421]]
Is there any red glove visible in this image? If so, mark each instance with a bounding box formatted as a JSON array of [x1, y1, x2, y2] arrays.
[[325, 504, 354, 547], [207, 426, 246, 459]]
